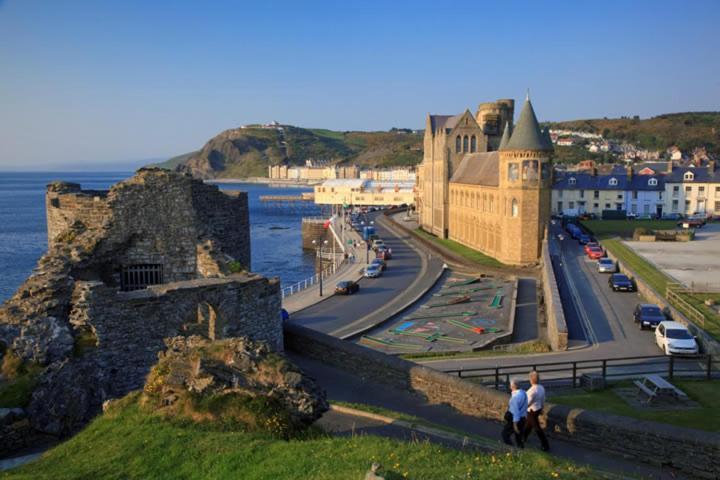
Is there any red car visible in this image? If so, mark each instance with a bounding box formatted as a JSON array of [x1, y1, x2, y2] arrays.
[[587, 246, 604, 260], [583, 242, 599, 254]]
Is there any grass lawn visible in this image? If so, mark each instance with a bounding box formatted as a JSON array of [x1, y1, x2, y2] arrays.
[[549, 380, 720, 432], [2, 393, 599, 480], [580, 220, 678, 239], [414, 228, 506, 268]]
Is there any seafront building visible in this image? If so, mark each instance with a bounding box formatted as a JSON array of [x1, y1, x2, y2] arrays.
[[269, 164, 414, 183], [313, 179, 414, 207], [416, 96, 553, 265]]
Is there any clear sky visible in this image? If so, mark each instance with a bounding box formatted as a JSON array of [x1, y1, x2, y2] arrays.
[[1, 0, 719, 170]]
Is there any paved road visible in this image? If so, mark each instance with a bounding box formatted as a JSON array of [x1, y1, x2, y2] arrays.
[[290, 213, 442, 336]]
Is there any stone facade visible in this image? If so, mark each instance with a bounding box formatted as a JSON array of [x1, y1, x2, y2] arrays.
[[417, 97, 552, 265], [0, 168, 283, 437]]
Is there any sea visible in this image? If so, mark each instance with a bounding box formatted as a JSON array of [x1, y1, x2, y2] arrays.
[[0, 172, 319, 302]]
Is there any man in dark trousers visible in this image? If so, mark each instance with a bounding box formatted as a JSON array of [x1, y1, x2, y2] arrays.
[[502, 378, 527, 448], [524, 370, 550, 451]]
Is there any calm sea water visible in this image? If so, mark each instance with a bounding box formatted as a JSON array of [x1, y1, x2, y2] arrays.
[[0, 172, 318, 302]]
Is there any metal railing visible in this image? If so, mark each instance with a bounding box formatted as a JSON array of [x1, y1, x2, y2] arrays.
[[281, 256, 347, 299], [666, 282, 708, 327], [444, 354, 718, 391]]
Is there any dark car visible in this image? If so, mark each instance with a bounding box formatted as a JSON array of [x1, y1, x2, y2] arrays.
[[578, 233, 591, 245], [634, 304, 666, 330], [609, 273, 635, 292], [661, 213, 683, 221], [335, 280, 359, 295], [371, 258, 387, 271]]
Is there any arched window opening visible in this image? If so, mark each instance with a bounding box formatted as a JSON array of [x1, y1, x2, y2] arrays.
[[511, 198, 519, 217], [470, 135, 477, 152], [455, 136, 461, 153], [463, 135, 469, 152]]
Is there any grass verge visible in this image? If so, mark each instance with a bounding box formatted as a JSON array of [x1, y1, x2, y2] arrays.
[[413, 228, 506, 268], [3, 393, 599, 480], [401, 341, 551, 361], [549, 380, 720, 432]]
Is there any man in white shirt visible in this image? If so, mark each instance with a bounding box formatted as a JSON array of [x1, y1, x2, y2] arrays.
[[524, 370, 550, 451], [501, 378, 527, 447]]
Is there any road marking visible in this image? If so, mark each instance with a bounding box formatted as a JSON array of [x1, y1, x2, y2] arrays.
[[559, 239, 599, 346]]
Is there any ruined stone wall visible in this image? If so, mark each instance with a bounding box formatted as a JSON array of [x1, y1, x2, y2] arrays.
[[46, 182, 111, 244]]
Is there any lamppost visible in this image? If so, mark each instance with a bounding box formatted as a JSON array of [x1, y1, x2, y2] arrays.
[[311, 239, 329, 296]]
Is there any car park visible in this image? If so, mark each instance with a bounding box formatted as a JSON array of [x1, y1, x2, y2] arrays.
[[633, 304, 666, 330], [655, 321, 699, 355], [371, 258, 386, 271], [597, 258, 616, 273], [587, 246, 604, 260], [335, 280, 360, 295], [364, 264, 382, 278], [609, 273, 635, 292]]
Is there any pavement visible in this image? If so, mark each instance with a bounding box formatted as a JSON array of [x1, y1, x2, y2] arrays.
[[289, 212, 445, 338], [293, 353, 682, 479], [624, 222, 720, 289]]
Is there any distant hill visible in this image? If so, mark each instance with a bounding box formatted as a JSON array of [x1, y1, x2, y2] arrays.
[[547, 112, 720, 155], [155, 125, 422, 179], [151, 151, 198, 170]]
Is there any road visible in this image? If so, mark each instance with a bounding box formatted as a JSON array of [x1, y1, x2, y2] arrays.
[[290, 212, 443, 337]]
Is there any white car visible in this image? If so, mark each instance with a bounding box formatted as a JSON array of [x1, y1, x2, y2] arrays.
[[655, 321, 699, 356], [597, 258, 616, 273], [371, 239, 385, 250]]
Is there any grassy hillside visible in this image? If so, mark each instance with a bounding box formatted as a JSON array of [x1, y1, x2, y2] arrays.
[[548, 112, 720, 154], [149, 151, 198, 169], [2, 393, 598, 480], [155, 126, 422, 179]]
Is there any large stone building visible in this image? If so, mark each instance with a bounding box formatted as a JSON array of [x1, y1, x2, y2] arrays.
[[0, 169, 282, 436], [417, 97, 553, 265]]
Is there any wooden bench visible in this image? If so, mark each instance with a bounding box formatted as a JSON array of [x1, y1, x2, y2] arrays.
[[634, 375, 687, 403], [633, 380, 658, 403], [490, 294, 503, 308]]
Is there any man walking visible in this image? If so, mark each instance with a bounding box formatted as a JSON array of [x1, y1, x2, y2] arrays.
[[524, 370, 550, 451], [502, 378, 527, 448]]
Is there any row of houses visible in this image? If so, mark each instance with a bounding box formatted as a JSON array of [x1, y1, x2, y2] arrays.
[[268, 164, 415, 182], [552, 162, 720, 217]]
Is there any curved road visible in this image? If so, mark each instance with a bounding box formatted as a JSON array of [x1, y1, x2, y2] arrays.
[[291, 213, 441, 336]]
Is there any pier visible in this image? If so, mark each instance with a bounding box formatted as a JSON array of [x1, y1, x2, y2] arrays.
[[259, 193, 325, 214]]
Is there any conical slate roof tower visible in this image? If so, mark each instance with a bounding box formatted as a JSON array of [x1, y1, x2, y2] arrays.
[[498, 122, 512, 150], [502, 96, 551, 151]]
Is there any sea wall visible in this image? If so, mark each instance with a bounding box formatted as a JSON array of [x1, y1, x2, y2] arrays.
[[541, 240, 568, 351], [285, 323, 720, 478]]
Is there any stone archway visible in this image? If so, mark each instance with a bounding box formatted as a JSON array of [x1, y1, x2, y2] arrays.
[[197, 301, 224, 340]]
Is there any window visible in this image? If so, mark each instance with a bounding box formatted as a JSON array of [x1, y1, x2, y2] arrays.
[[648, 178, 658, 186], [685, 200, 691, 212], [558, 190, 563, 198], [470, 135, 477, 152], [594, 190, 599, 199], [511, 198, 519, 217], [508, 163, 519, 181], [659, 191, 663, 200], [121, 264, 163, 292], [463, 135, 469, 152], [605, 203, 611, 209], [632, 191, 638, 200], [699, 186, 705, 195], [569, 201, 575, 209], [716, 186, 720, 194], [616, 203, 623, 210], [684, 171, 694, 181], [522, 160, 539, 181], [673, 185, 679, 196], [686, 186, 692, 193], [672, 200, 678, 211], [557, 201, 563, 212], [579, 190, 585, 198], [631, 204, 637, 214], [593, 203, 599, 209], [568, 177, 576, 186], [617, 193, 623, 199], [608, 177, 618, 186], [715, 201, 720, 212], [455, 136, 461, 153]]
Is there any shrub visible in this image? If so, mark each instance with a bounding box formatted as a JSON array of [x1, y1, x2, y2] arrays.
[[1, 350, 24, 380], [227, 260, 243, 273]]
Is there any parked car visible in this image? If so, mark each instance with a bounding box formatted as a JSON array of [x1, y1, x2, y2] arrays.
[[608, 273, 635, 292], [335, 280, 360, 295], [364, 264, 382, 278], [376, 246, 392, 260], [655, 321, 699, 355], [661, 213, 683, 221], [633, 304, 666, 330], [678, 218, 704, 229], [597, 258, 616, 273], [371, 258, 387, 271], [578, 233, 592, 245], [587, 246, 604, 260], [372, 239, 385, 250], [583, 242, 600, 254]]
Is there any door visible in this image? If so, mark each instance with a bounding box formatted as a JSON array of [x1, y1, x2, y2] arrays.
[[656, 205, 663, 218]]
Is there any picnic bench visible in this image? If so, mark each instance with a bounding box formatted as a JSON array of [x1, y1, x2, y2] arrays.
[[633, 375, 688, 403], [489, 293, 503, 308]]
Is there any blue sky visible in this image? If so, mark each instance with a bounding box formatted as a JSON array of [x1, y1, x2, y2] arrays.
[[1, 0, 719, 170]]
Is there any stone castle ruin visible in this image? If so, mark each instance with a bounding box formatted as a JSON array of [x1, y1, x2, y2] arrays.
[[0, 168, 283, 437]]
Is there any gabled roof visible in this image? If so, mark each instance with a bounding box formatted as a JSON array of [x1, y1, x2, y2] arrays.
[[552, 172, 664, 191], [449, 152, 499, 187], [503, 98, 551, 152], [428, 113, 465, 135]]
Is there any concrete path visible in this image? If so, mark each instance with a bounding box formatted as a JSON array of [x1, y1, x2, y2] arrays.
[[511, 278, 539, 343], [293, 353, 683, 479]]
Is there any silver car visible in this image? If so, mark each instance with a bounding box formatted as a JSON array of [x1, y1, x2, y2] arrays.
[[597, 258, 616, 273]]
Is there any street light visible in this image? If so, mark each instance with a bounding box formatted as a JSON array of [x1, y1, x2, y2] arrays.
[[311, 239, 329, 296]]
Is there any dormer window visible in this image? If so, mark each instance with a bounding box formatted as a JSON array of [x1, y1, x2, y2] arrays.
[[568, 177, 576, 186], [609, 177, 618, 186], [648, 178, 658, 186], [684, 171, 694, 181]]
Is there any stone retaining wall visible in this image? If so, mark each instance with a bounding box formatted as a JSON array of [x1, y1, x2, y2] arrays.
[[541, 240, 568, 351], [285, 323, 720, 478]]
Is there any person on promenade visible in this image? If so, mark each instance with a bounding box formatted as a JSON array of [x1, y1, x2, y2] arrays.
[[502, 378, 527, 448], [524, 370, 550, 451]]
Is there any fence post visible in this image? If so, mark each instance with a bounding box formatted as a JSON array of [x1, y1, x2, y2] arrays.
[[495, 367, 499, 390], [669, 355, 675, 379], [708, 355, 713, 381], [572, 362, 577, 388], [602, 359, 607, 382]]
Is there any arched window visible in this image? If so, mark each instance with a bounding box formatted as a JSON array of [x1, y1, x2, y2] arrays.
[[455, 136, 461, 153], [609, 177, 618, 186], [684, 171, 694, 181], [470, 135, 477, 152], [648, 178, 658, 186], [463, 135, 469, 152], [511, 198, 519, 217]]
